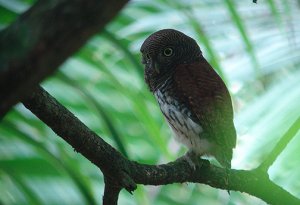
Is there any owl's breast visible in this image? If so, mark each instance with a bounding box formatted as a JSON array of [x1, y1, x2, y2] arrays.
[[154, 89, 213, 155]]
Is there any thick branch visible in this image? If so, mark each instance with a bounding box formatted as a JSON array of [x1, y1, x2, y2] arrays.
[[259, 116, 300, 171], [22, 86, 137, 193], [0, 0, 128, 118], [22, 86, 300, 205]]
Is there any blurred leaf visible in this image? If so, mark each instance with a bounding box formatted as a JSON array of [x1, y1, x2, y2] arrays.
[[0, 0, 29, 13], [56, 71, 129, 158], [224, 0, 261, 77], [1, 118, 97, 205], [1, 169, 42, 205]]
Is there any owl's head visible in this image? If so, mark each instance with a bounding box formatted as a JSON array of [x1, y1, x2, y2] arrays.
[[140, 29, 202, 73], [140, 29, 202, 91]]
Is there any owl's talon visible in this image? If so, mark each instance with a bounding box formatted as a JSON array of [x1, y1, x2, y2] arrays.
[[183, 154, 196, 170], [184, 151, 202, 170]]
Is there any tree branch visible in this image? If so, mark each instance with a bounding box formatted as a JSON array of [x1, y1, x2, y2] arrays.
[[22, 86, 137, 194], [258, 116, 300, 171], [0, 0, 128, 118], [22, 86, 300, 205], [103, 177, 122, 205]]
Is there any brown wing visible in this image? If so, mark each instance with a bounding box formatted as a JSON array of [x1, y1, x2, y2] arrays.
[[173, 60, 236, 166]]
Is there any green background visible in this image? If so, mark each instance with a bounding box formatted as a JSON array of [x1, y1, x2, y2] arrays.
[[1, 0, 300, 204]]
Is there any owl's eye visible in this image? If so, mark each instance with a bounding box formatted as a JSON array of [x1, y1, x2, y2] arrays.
[[163, 48, 174, 57]]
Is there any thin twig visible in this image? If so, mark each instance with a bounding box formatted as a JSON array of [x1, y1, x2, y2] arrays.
[[258, 116, 300, 171]]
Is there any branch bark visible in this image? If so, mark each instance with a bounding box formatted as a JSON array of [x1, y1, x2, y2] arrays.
[[103, 177, 122, 205], [22, 86, 300, 205], [0, 0, 128, 118]]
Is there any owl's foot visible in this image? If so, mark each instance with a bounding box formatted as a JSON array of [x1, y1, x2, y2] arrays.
[[183, 151, 202, 170]]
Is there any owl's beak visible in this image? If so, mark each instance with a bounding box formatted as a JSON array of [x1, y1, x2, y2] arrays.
[[150, 59, 160, 74]]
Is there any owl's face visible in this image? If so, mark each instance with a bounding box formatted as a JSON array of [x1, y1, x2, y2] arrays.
[[140, 29, 202, 91]]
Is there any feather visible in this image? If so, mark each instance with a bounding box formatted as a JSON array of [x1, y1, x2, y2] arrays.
[[173, 59, 236, 167]]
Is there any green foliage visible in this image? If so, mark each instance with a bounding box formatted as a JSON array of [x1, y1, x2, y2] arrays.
[[1, 0, 300, 204]]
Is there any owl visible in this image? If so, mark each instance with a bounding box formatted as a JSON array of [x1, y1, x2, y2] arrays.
[[140, 29, 236, 169]]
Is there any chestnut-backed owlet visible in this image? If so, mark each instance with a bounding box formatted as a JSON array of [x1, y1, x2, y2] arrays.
[[140, 29, 236, 169]]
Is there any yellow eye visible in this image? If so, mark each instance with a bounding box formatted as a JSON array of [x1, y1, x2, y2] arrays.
[[163, 48, 173, 57]]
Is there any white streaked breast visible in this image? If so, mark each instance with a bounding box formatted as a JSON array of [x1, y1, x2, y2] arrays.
[[154, 89, 212, 155]]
